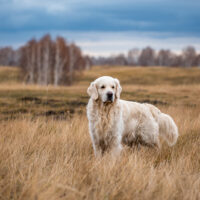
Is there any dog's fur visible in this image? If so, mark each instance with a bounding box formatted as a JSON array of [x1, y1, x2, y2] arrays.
[[87, 76, 178, 157]]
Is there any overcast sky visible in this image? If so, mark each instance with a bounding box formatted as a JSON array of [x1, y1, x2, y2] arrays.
[[0, 0, 200, 56]]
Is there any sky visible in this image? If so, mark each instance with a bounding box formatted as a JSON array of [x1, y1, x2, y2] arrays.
[[0, 0, 200, 56]]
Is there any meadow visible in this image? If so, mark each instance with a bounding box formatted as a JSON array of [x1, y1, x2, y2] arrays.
[[0, 66, 200, 200]]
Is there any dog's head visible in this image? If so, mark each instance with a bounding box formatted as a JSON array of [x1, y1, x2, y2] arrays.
[[87, 76, 122, 103]]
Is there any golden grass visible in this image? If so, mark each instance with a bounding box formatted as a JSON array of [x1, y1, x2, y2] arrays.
[[0, 66, 21, 84], [0, 107, 200, 200], [80, 66, 200, 86], [0, 66, 200, 199]]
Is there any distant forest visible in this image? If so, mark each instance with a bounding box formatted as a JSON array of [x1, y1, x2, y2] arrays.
[[91, 46, 200, 67], [0, 36, 200, 85], [0, 34, 91, 85]]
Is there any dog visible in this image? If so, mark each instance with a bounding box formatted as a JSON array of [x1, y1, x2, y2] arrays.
[[87, 76, 178, 157]]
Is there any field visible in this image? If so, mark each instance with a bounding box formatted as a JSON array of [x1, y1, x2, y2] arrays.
[[0, 66, 200, 200]]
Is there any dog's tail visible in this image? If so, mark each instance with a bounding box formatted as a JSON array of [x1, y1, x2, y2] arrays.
[[158, 113, 178, 146], [145, 104, 179, 146]]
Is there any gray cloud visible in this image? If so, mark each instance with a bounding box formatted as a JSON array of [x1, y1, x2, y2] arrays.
[[0, 0, 200, 55], [0, 0, 200, 32]]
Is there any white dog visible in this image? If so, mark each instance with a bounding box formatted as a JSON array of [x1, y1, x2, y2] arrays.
[[87, 76, 178, 157]]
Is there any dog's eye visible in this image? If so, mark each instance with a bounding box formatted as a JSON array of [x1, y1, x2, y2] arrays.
[[101, 85, 105, 89], [112, 86, 115, 89]]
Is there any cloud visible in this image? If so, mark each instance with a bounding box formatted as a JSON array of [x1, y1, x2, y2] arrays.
[[0, 0, 200, 32], [12, 0, 68, 13], [0, 0, 200, 56]]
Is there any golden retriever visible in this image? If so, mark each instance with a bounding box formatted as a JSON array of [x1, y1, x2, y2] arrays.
[[87, 76, 178, 157]]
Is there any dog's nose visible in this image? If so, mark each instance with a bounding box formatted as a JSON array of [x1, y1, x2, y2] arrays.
[[107, 92, 113, 100]]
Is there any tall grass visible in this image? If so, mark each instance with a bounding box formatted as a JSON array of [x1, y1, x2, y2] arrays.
[[0, 66, 200, 199], [0, 106, 199, 200]]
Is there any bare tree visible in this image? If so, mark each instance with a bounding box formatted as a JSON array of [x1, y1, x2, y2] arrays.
[[138, 47, 155, 66], [41, 35, 51, 85], [68, 43, 85, 84], [170, 54, 183, 67], [182, 46, 196, 67], [127, 48, 140, 66], [194, 54, 200, 67], [18, 34, 87, 85], [54, 37, 69, 86], [0, 47, 15, 66], [36, 40, 43, 85], [114, 54, 127, 66], [29, 39, 37, 83], [156, 49, 174, 66]]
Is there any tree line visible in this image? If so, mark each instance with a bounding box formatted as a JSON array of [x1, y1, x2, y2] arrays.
[[1, 39, 200, 86], [91, 46, 200, 67], [0, 34, 91, 85]]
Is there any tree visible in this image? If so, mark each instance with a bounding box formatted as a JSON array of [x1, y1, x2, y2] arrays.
[[138, 47, 155, 66], [194, 54, 200, 67], [19, 34, 87, 85], [127, 48, 140, 66], [0, 47, 15, 66], [40, 35, 52, 85], [170, 54, 183, 67], [182, 46, 196, 67], [156, 49, 173, 66], [115, 54, 128, 66], [54, 37, 68, 85], [27, 39, 37, 84]]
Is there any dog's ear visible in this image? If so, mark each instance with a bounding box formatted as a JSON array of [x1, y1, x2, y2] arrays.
[[114, 78, 122, 98], [87, 81, 98, 100]]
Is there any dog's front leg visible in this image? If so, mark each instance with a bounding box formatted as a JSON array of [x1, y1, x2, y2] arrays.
[[94, 138, 121, 157], [107, 132, 122, 157], [110, 143, 122, 157], [90, 132, 104, 157]]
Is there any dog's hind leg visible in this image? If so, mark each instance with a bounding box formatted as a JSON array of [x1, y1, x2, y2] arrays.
[[137, 119, 160, 149]]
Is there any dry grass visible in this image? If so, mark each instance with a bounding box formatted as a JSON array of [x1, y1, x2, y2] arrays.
[[0, 66, 200, 199]]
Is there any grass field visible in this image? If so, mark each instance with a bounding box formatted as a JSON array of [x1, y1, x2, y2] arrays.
[[0, 66, 200, 199]]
